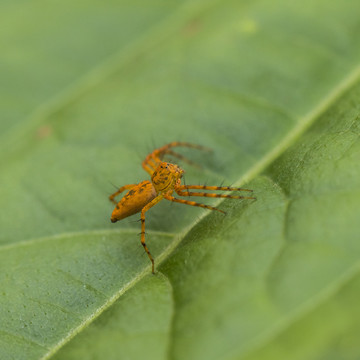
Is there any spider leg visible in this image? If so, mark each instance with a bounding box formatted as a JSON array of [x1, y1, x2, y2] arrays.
[[142, 142, 212, 175], [175, 185, 256, 200], [140, 194, 164, 274], [175, 190, 256, 200], [109, 184, 137, 204], [177, 185, 253, 192], [142, 155, 161, 175], [154, 142, 212, 156], [163, 194, 225, 214], [142, 160, 156, 175], [163, 141, 212, 152], [163, 150, 202, 169]]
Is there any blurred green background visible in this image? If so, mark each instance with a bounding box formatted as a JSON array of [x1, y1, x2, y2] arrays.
[[1, 1, 360, 359]]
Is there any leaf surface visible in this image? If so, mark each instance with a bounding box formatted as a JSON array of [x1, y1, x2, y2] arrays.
[[1, 0, 360, 359]]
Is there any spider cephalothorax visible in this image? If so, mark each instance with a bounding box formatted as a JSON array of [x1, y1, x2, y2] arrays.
[[151, 162, 184, 193]]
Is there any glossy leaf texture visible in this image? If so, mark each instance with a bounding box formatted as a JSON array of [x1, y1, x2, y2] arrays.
[[0, 0, 359, 359]]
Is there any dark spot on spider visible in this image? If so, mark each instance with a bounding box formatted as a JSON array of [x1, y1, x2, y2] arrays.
[[128, 189, 135, 196]]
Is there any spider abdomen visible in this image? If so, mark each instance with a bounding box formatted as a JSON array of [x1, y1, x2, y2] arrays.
[[110, 181, 157, 222]]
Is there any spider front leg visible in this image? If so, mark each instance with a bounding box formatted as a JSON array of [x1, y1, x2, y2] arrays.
[[142, 142, 212, 176], [163, 194, 225, 214], [140, 194, 164, 274], [175, 185, 256, 200]]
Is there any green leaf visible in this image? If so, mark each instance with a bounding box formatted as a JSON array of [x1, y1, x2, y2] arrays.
[[1, 0, 360, 360]]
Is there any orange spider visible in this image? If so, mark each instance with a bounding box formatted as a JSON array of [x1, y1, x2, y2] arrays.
[[109, 142, 255, 273]]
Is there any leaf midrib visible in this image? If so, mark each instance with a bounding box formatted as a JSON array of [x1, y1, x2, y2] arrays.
[[40, 258, 165, 360]]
